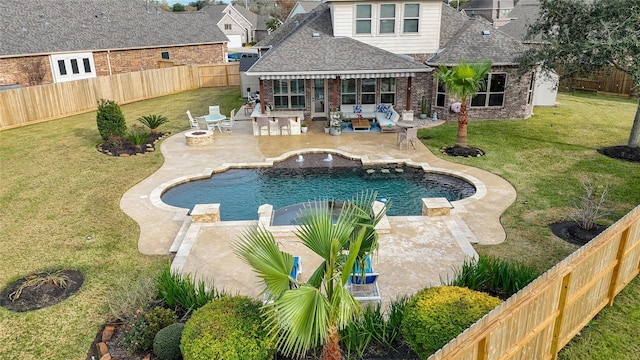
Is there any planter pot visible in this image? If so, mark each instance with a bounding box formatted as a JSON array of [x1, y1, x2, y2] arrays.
[[324, 127, 330, 134], [301, 127, 308, 133], [330, 127, 341, 136], [419, 113, 427, 119]]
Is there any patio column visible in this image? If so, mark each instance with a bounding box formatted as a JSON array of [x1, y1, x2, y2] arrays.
[[333, 77, 338, 111], [259, 79, 265, 113], [406, 77, 412, 111]]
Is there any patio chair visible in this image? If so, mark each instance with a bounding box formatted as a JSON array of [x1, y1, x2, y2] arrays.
[[208, 106, 221, 116], [256, 116, 270, 135], [277, 117, 290, 135], [347, 256, 381, 304], [398, 127, 418, 150], [219, 108, 235, 133], [186, 110, 200, 129]]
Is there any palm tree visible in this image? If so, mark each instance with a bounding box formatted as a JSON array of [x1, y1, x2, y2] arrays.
[[436, 61, 492, 148], [233, 192, 387, 359]]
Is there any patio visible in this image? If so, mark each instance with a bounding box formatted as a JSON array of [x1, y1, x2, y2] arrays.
[[120, 115, 516, 306]]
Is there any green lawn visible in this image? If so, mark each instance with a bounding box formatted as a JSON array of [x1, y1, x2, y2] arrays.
[[0, 90, 637, 359]]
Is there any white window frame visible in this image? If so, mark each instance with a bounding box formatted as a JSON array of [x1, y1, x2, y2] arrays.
[[403, 4, 420, 33], [355, 4, 372, 34], [50, 52, 96, 83], [379, 4, 396, 34]]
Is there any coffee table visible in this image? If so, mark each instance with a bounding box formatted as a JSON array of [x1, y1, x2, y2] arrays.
[[352, 118, 371, 132]]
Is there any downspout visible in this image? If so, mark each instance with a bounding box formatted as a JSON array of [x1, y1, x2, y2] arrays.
[[107, 50, 113, 75]]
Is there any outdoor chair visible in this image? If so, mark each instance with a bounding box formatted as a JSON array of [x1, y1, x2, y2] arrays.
[[186, 110, 200, 129], [347, 256, 381, 304], [398, 127, 418, 150], [219, 108, 235, 132], [256, 116, 270, 135], [208, 105, 221, 116], [277, 117, 290, 135]]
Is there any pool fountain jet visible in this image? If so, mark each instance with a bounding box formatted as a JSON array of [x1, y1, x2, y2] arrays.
[[323, 154, 333, 162], [296, 155, 304, 163]]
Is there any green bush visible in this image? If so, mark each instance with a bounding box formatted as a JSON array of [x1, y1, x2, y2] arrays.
[[127, 125, 150, 150], [402, 286, 501, 359], [96, 99, 126, 142], [156, 265, 225, 317], [137, 114, 169, 135], [122, 306, 176, 354], [154, 323, 185, 360], [181, 296, 275, 360], [444, 254, 539, 299]]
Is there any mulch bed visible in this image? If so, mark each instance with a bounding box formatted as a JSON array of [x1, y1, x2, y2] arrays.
[[440, 145, 485, 158], [598, 145, 640, 163], [0, 269, 84, 312], [550, 221, 607, 246], [96, 132, 170, 157]]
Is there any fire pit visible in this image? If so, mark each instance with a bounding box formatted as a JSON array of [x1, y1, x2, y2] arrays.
[[184, 130, 213, 146]]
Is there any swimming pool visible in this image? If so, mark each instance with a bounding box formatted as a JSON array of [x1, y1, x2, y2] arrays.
[[161, 161, 476, 221]]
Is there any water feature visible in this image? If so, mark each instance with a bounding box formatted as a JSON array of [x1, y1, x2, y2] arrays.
[[161, 154, 476, 221]]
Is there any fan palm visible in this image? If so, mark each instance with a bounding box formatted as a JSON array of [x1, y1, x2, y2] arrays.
[[233, 192, 388, 359], [436, 61, 492, 148]]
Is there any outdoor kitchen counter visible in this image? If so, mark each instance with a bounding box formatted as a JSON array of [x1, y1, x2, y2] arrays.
[[251, 108, 305, 136]]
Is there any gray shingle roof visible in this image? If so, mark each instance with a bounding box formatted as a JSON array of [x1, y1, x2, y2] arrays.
[[0, 0, 228, 57], [429, 10, 526, 65], [248, 4, 430, 75], [201, 4, 228, 23], [500, 0, 541, 41]]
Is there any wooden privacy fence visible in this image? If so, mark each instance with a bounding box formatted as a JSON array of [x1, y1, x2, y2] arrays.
[[0, 63, 240, 129], [429, 205, 640, 360], [559, 69, 638, 97]]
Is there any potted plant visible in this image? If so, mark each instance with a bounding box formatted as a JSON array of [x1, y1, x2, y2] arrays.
[[300, 122, 309, 133], [420, 96, 428, 119], [329, 111, 343, 136]]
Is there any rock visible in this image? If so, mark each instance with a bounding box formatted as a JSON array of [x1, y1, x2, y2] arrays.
[[96, 342, 109, 358], [119, 154, 130, 157], [101, 325, 115, 342]]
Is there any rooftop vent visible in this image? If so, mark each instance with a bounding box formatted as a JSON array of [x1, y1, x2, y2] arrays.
[[482, 30, 491, 36], [312, 32, 320, 38]]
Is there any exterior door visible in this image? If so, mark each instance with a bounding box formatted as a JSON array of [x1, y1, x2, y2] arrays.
[[311, 79, 327, 118]]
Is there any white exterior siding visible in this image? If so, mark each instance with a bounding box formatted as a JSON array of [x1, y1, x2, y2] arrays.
[[331, 1, 441, 54]]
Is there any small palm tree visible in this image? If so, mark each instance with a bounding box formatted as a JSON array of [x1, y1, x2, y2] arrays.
[[137, 114, 169, 135], [233, 192, 387, 359], [436, 61, 492, 148]]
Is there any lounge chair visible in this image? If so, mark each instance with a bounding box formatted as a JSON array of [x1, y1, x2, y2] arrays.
[[347, 256, 381, 304]]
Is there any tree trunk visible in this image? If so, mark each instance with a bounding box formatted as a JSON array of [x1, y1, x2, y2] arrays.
[[456, 100, 469, 148], [320, 324, 342, 360], [627, 98, 640, 148]]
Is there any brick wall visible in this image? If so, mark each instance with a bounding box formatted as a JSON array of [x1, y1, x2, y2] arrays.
[[0, 55, 53, 86], [431, 66, 534, 121]]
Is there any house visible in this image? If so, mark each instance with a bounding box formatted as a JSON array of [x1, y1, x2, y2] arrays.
[[461, 0, 515, 28], [201, 4, 270, 48], [0, 0, 228, 87], [286, 1, 324, 21], [247, 0, 535, 121]]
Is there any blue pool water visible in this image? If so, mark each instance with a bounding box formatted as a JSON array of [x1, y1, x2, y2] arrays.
[[161, 165, 476, 221]]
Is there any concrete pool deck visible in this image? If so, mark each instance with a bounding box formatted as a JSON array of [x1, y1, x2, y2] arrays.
[[120, 118, 517, 305]]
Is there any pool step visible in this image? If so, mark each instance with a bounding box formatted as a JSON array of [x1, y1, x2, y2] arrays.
[[170, 219, 192, 253]]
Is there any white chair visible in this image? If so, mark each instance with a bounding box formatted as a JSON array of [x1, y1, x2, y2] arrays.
[[398, 127, 418, 150], [186, 111, 200, 129], [219, 108, 235, 133], [208, 106, 221, 116], [277, 117, 290, 135]]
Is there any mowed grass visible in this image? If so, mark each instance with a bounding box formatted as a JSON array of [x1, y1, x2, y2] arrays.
[[420, 93, 640, 359], [0, 89, 637, 359], [0, 87, 245, 359]]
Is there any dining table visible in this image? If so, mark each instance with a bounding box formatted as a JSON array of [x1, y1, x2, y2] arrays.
[[203, 114, 226, 133]]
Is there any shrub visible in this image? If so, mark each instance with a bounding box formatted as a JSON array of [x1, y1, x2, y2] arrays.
[[156, 265, 225, 318], [154, 323, 185, 360], [127, 125, 150, 151], [122, 306, 176, 354], [443, 254, 539, 299], [571, 179, 610, 230], [96, 99, 126, 142], [402, 286, 501, 359], [137, 114, 169, 135], [108, 277, 157, 323], [181, 296, 275, 360]]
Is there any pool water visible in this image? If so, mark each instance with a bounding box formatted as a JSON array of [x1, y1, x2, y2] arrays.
[[161, 166, 476, 221]]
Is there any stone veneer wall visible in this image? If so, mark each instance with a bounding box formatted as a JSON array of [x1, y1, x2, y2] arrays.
[[431, 66, 535, 121]]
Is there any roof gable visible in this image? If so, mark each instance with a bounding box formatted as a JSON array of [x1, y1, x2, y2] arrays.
[[0, 0, 228, 57]]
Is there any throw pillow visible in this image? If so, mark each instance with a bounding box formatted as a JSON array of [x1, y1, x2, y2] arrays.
[[386, 110, 393, 119], [354, 105, 362, 114]]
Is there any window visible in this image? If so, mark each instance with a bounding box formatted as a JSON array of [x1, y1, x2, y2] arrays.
[[471, 73, 506, 107], [527, 72, 535, 104], [70, 59, 79, 74], [361, 79, 376, 104], [161, 51, 170, 60], [379, 4, 396, 34], [436, 80, 446, 107], [83, 58, 91, 73], [403, 4, 419, 33], [224, 24, 232, 30], [58, 60, 67, 75], [356, 4, 371, 34], [341, 79, 357, 105], [274, 79, 305, 109], [380, 78, 396, 104]]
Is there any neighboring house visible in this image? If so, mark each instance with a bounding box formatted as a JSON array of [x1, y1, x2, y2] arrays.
[[248, 0, 535, 121], [0, 0, 228, 87], [500, 0, 559, 106], [202, 4, 270, 47], [461, 0, 515, 28], [286, 1, 324, 21]]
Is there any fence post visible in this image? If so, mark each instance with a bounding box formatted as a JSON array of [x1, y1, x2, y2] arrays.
[[477, 335, 490, 360], [607, 227, 631, 306], [550, 272, 572, 360]]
